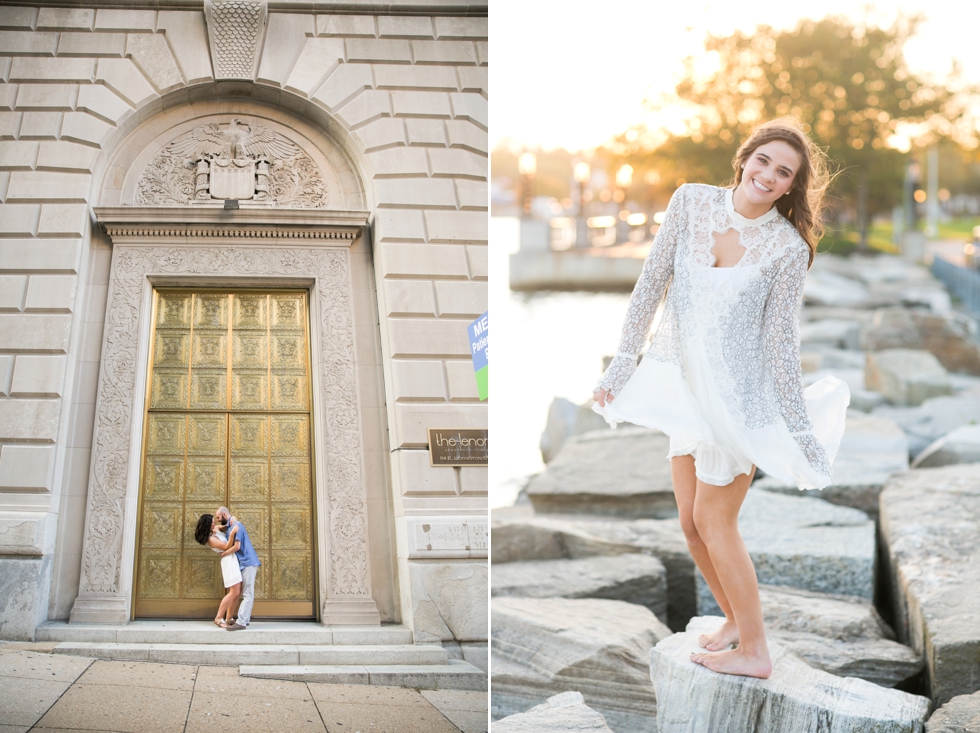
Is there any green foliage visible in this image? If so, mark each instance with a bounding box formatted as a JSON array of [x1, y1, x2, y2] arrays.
[[611, 14, 974, 223]]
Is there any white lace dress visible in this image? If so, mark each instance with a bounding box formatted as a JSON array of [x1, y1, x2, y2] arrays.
[[211, 531, 242, 588], [593, 184, 849, 490]]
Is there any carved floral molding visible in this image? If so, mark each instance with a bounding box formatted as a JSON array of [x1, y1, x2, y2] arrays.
[[76, 216, 376, 614]]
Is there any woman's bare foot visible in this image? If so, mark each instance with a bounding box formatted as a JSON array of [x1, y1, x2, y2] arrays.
[[698, 619, 739, 651], [690, 648, 772, 679]]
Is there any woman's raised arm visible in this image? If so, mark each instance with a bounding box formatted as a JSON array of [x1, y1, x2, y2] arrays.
[[595, 184, 688, 399], [762, 240, 832, 479]]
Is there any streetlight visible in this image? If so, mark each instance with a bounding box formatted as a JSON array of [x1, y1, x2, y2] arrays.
[[518, 152, 537, 217], [573, 161, 591, 247], [615, 165, 633, 244]]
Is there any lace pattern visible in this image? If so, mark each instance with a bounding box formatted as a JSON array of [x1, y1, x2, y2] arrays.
[[595, 184, 831, 481], [595, 185, 687, 395]]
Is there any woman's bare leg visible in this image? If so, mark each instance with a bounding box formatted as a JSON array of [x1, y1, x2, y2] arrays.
[[226, 585, 241, 624], [216, 590, 232, 624], [672, 456, 738, 650], [689, 472, 771, 678]]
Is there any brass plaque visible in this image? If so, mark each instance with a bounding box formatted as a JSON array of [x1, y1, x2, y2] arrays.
[[427, 428, 489, 467], [134, 290, 316, 620]]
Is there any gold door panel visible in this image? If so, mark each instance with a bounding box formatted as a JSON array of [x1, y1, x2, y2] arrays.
[[134, 290, 316, 619]]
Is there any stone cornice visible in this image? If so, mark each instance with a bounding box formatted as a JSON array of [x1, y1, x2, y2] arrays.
[[94, 206, 368, 246], [17, 1, 488, 16]]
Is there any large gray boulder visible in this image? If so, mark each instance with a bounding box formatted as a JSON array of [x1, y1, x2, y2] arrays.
[[925, 690, 980, 733], [492, 691, 615, 733], [756, 585, 923, 687], [650, 616, 931, 733], [491, 554, 668, 624], [874, 394, 980, 458], [697, 488, 876, 615], [754, 411, 909, 519], [527, 428, 677, 518], [799, 319, 862, 350], [911, 425, 980, 469], [489, 513, 695, 630], [758, 584, 894, 641], [880, 466, 980, 705], [866, 348, 953, 406], [799, 347, 866, 372], [491, 597, 671, 733], [863, 307, 980, 375], [769, 631, 925, 688], [803, 268, 872, 308], [539, 397, 609, 464]]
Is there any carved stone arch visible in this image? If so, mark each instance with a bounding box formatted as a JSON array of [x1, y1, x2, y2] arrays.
[[97, 97, 368, 211], [71, 96, 391, 626]]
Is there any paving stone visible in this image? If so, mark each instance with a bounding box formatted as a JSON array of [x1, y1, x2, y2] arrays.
[[0, 676, 71, 727], [491, 554, 667, 623], [186, 690, 326, 733], [312, 700, 459, 733], [492, 691, 613, 732], [492, 597, 669, 733], [651, 616, 930, 733], [35, 681, 192, 732], [76, 659, 196, 690], [880, 465, 980, 705]]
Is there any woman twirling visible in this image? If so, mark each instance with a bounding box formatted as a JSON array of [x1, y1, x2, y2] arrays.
[[593, 119, 849, 678]]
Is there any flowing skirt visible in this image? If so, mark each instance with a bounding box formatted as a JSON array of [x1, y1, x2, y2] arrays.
[[593, 338, 849, 490]]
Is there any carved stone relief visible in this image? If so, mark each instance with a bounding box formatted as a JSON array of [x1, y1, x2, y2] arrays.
[[76, 240, 376, 618], [135, 119, 327, 208], [205, 0, 267, 81]]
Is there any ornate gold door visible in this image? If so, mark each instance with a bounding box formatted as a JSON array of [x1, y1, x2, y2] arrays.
[[134, 290, 316, 619]]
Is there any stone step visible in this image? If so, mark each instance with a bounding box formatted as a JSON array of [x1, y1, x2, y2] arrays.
[[36, 620, 413, 646], [239, 659, 487, 691], [49, 642, 447, 667]]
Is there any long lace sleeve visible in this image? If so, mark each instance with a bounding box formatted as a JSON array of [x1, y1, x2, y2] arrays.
[[595, 185, 687, 396], [763, 242, 832, 478]]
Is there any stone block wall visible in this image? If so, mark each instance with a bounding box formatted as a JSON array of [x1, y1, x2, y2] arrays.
[[0, 1, 487, 644]]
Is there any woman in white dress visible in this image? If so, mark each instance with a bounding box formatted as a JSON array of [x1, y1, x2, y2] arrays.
[[593, 119, 849, 678], [194, 513, 243, 628]]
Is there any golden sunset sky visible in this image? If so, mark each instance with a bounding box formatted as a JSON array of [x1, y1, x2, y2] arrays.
[[490, 1, 980, 152]]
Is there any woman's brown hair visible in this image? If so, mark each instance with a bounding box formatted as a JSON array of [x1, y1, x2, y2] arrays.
[[730, 119, 833, 268]]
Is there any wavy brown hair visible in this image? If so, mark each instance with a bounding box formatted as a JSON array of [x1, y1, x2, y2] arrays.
[[729, 119, 833, 268]]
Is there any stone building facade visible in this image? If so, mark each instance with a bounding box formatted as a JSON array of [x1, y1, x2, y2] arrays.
[[0, 0, 488, 667]]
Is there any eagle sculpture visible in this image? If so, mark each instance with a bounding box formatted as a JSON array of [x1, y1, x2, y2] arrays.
[[166, 119, 302, 163]]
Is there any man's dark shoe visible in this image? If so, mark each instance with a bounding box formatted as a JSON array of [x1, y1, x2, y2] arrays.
[[225, 622, 246, 631]]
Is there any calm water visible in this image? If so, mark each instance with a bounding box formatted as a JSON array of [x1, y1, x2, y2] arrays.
[[490, 217, 632, 507]]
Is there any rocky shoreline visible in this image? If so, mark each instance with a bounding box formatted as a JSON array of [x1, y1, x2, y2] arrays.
[[492, 253, 980, 732]]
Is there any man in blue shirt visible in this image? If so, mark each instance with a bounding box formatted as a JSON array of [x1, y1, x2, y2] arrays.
[[216, 506, 261, 630]]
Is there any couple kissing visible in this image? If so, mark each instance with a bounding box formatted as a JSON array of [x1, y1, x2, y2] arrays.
[[194, 506, 261, 630]]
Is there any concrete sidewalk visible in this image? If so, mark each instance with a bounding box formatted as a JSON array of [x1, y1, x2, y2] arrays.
[[0, 644, 487, 733]]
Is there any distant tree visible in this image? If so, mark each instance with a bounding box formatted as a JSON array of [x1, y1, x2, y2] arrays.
[[613, 14, 975, 248]]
